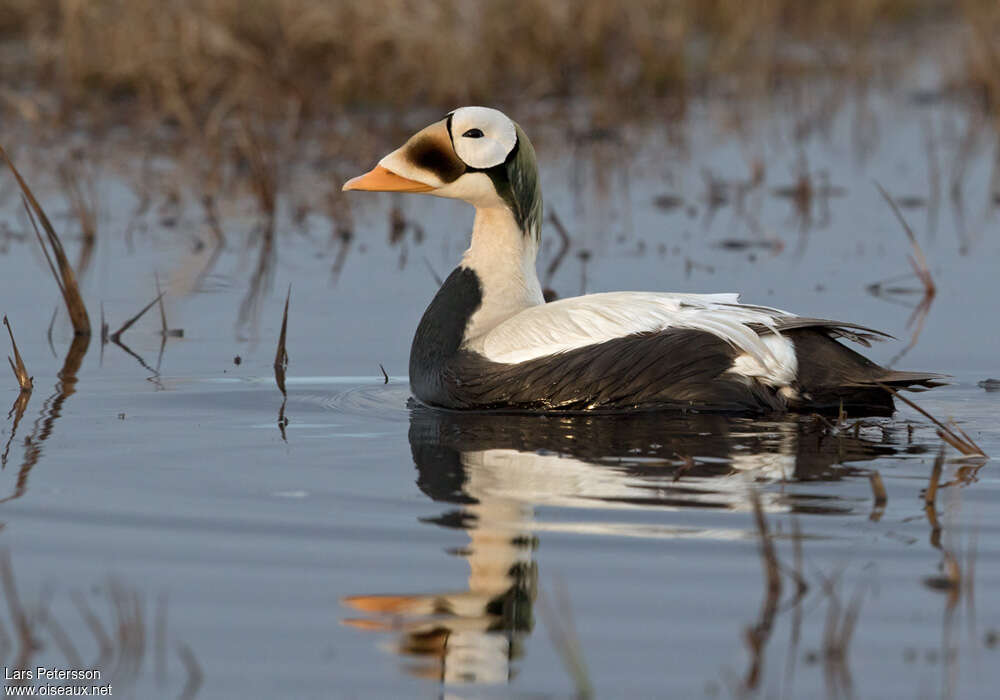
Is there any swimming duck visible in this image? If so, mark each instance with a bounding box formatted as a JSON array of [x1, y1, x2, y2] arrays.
[[344, 107, 940, 413]]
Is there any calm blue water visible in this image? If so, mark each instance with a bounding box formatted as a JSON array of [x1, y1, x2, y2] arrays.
[[0, 90, 997, 698]]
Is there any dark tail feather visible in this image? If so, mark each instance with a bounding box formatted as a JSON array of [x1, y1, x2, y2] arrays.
[[874, 370, 948, 391], [788, 329, 945, 414]]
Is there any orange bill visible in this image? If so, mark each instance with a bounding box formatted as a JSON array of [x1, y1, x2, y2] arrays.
[[342, 165, 434, 192]]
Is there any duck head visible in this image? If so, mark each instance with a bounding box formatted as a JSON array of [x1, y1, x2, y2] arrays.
[[343, 106, 542, 240]]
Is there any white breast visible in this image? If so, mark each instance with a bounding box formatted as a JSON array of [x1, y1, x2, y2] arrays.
[[464, 291, 799, 387]]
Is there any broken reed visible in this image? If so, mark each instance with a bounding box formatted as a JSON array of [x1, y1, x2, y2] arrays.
[[0, 145, 90, 336], [110, 292, 164, 343], [882, 384, 987, 457]]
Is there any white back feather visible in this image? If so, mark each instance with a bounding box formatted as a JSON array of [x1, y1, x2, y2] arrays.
[[466, 292, 799, 386]]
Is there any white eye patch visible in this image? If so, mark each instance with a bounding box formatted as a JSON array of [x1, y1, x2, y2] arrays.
[[450, 106, 517, 169]]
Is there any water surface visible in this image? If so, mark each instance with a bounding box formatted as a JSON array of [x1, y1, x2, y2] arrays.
[[0, 90, 998, 698]]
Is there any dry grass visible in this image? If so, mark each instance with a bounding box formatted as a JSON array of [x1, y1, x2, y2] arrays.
[[0, 0, 995, 136], [956, 0, 1000, 130], [1, 0, 998, 239]]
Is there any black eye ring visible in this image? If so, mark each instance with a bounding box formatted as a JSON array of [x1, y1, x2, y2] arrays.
[[462, 128, 484, 138]]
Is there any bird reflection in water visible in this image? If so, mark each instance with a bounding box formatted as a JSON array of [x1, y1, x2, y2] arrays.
[[343, 406, 908, 685]]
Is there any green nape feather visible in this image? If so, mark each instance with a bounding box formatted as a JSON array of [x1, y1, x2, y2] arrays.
[[504, 123, 543, 242]]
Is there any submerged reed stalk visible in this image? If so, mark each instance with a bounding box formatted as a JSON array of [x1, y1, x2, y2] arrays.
[[0, 146, 90, 336]]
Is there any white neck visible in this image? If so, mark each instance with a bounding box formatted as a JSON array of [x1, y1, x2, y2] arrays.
[[460, 205, 544, 344]]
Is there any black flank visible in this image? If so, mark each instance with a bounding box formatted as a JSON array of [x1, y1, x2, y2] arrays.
[[442, 329, 785, 412], [410, 266, 483, 406], [409, 275, 787, 412], [408, 269, 941, 415]]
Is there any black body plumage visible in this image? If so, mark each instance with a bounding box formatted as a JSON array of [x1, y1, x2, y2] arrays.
[[409, 266, 941, 415]]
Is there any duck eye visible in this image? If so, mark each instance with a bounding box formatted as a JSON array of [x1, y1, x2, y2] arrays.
[[462, 128, 484, 138]]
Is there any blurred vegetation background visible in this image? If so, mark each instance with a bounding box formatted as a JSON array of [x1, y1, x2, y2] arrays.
[[1, 0, 999, 131], [1, 0, 999, 222]]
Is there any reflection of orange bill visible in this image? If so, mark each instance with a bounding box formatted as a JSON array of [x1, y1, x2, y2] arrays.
[[341, 593, 425, 614], [341, 617, 394, 632], [342, 165, 433, 193]]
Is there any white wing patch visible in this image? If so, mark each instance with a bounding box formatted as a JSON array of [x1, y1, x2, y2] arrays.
[[465, 292, 799, 387]]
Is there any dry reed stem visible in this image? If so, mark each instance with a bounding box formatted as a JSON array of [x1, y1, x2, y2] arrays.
[[875, 182, 936, 297], [3, 315, 32, 391], [58, 161, 98, 279], [881, 384, 987, 457], [110, 292, 164, 342], [0, 145, 91, 336], [274, 285, 290, 371], [155, 272, 167, 335], [379, 364, 389, 384], [99, 302, 108, 345], [152, 274, 182, 339], [273, 285, 290, 408]]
